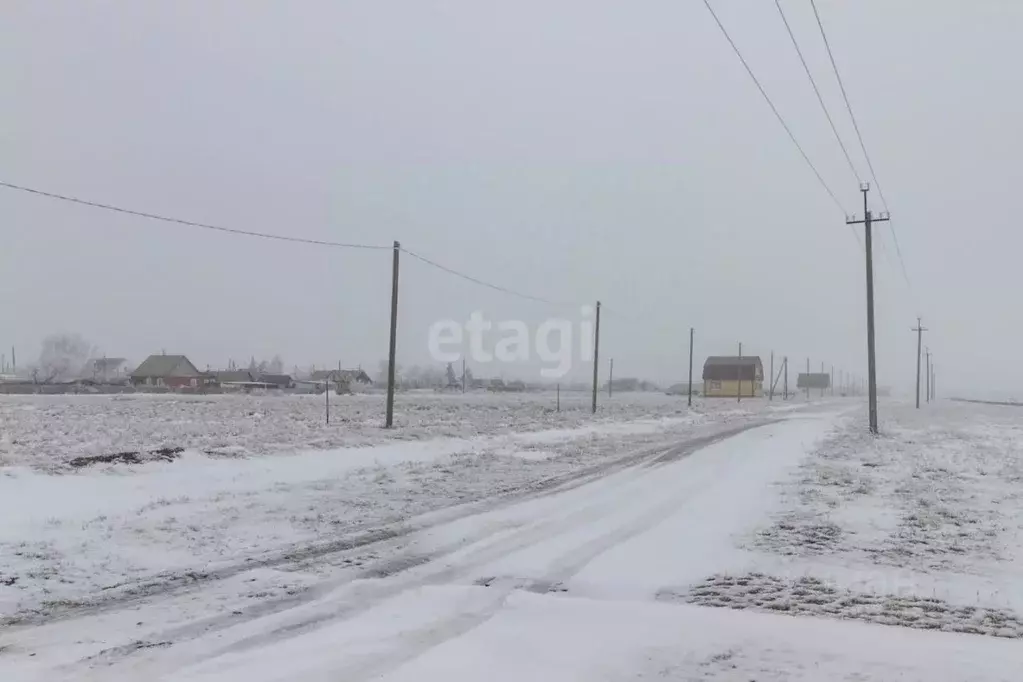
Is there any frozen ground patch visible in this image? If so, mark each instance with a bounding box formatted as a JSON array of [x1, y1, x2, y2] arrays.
[[674, 573, 1023, 639]]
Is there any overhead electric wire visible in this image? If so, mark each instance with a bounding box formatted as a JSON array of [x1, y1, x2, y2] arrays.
[[400, 247, 579, 307], [774, 0, 861, 184], [0, 181, 390, 250], [808, 0, 912, 286], [1, 179, 604, 307], [700, 0, 847, 216]]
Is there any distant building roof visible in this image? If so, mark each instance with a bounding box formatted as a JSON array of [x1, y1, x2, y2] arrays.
[[703, 356, 764, 381], [309, 370, 336, 381], [310, 369, 372, 384], [340, 369, 372, 384], [131, 354, 201, 379], [214, 370, 254, 384], [257, 373, 292, 387]]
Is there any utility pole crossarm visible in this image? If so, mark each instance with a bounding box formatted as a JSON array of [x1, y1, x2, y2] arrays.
[[846, 211, 891, 225]]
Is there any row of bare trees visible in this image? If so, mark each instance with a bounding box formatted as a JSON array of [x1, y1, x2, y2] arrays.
[[373, 361, 472, 389]]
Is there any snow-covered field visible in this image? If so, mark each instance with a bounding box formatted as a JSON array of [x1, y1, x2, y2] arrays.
[[0, 391, 775, 471], [3, 398, 1023, 680]]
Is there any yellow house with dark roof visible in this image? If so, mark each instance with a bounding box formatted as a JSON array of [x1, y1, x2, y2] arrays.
[[702, 356, 764, 398]]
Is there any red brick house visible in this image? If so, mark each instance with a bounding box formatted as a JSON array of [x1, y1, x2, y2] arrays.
[[130, 354, 204, 389]]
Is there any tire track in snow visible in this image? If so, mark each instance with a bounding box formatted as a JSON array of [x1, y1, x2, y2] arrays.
[[9, 418, 772, 635], [14, 419, 779, 679], [143, 420, 771, 673]]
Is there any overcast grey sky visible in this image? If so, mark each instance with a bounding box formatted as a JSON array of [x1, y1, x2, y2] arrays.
[[3, 1, 1020, 393]]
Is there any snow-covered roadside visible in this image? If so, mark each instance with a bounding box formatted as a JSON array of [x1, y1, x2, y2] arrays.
[[0, 409, 774, 622], [689, 400, 1023, 638]]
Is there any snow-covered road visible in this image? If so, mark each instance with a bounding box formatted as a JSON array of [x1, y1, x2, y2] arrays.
[[4, 404, 1023, 680]]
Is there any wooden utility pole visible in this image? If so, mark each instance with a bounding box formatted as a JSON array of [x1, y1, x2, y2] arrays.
[[557, 383, 561, 412], [608, 358, 614, 398], [461, 357, 466, 393], [806, 357, 810, 400], [770, 353, 787, 400], [325, 373, 330, 425], [911, 317, 927, 409], [783, 357, 789, 400], [925, 348, 931, 404], [769, 352, 775, 401], [737, 342, 743, 403], [847, 184, 889, 434], [385, 241, 401, 428], [687, 327, 695, 407], [591, 301, 601, 414]]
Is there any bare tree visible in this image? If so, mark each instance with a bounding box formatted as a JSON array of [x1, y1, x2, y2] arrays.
[[267, 355, 284, 374], [37, 333, 95, 383]]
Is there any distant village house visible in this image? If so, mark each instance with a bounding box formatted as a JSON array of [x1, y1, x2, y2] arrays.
[[130, 354, 204, 389], [305, 369, 373, 392], [211, 369, 294, 390], [702, 356, 764, 398]]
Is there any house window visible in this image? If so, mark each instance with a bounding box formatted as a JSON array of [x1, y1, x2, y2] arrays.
[[710, 381, 722, 390]]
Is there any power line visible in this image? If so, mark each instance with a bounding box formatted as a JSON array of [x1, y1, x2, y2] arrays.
[[701, 0, 847, 216], [0, 181, 390, 250], [774, 0, 861, 184], [884, 218, 911, 288], [807, 0, 881, 206], [808, 0, 911, 286], [2, 178, 596, 307], [400, 247, 579, 307]]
